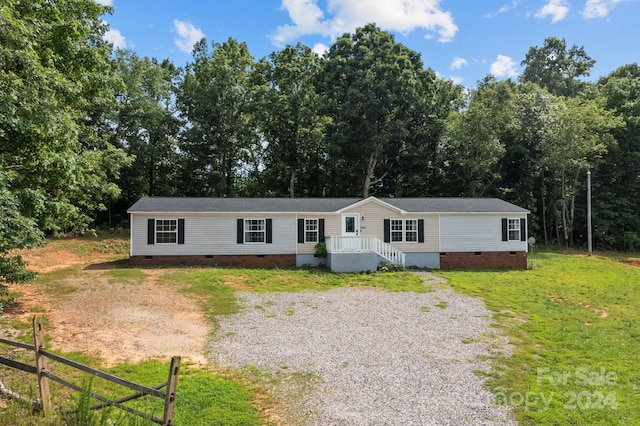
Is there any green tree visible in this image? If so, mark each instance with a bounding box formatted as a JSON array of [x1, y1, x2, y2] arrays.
[[0, 172, 43, 305], [539, 96, 621, 248], [0, 0, 130, 285], [594, 64, 640, 250], [319, 24, 425, 197], [253, 43, 328, 197], [383, 69, 462, 196], [500, 83, 559, 243], [176, 38, 258, 196], [112, 50, 180, 216], [442, 77, 515, 196], [520, 37, 595, 97]]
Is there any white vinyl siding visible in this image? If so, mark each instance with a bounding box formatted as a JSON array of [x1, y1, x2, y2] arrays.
[[341, 200, 439, 252], [297, 215, 336, 254], [440, 215, 527, 252], [130, 214, 295, 256]]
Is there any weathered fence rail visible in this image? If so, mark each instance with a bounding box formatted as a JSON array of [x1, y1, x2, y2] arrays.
[[0, 316, 180, 425]]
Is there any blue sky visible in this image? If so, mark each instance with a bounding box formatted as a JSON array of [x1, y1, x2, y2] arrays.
[[98, 0, 639, 86]]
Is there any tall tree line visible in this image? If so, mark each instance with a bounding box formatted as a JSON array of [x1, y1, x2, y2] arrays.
[[2, 1, 640, 291]]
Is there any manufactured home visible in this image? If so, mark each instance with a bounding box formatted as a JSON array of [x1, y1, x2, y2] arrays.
[[127, 196, 529, 272]]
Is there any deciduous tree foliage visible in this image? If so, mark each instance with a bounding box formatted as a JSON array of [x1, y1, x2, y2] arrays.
[[252, 43, 328, 197], [4, 1, 640, 297], [0, 0, 131, 286], [594, 64, 640, 250], [520, 36, 595, 97], [111, 50, 181, 218], [176, 38, 258, 197], [443, 77, 514, 197], [319, 24, 426, 197]]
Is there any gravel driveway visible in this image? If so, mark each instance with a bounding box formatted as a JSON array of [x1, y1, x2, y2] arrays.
[[208, 272, 515, 425]]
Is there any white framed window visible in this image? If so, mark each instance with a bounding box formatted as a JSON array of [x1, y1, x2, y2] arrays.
[[405, 219, 418, 242], [391, 219, 403, 242], [387, 219, 420, 243], [305, 219, 319, 243], [244, 219, 266, 243], [156, 219, 177, 244], [508, 218, 520, 241]]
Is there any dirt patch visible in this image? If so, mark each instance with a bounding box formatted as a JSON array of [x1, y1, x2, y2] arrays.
[[7, 240, 210, 367], [621, 260, 640, 268], [20, 249, 87, 273]]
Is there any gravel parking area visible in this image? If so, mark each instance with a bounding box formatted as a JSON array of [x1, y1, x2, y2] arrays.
[[208, 272, 515, 425]]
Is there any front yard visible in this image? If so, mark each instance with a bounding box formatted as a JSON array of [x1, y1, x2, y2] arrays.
[[1, 236, 639, 425]]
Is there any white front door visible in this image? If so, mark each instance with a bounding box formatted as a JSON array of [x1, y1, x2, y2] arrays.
[[342, 214, 360, 250]]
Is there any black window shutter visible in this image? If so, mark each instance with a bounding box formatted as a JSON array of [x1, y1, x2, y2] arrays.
[[266, 219, 273, 244], [520, 218, 526, 241], [178, 219, 185, 244], [237, 219, 244, 244], [319, 219, 325, 242], [502, 218, 508, 241], [298, 219, 305, 243], [418, 219, 425, 243], [384, 219, 391, 243], [147, 219, 155, 245]]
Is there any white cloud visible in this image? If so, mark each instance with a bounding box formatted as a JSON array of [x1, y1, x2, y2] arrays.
[[312, 43, 329, 56], [536, 0, 570, 22], [272, 0, 458, 46], [95, 0, 113, 5], [104, 27, 126, 48], [490, 55, 518, 78], [450, 57, 468, 70], [582, 0, 626, 18], [485, 1, 520, 18], [173, 20, 205, 54], [499, 1, 520, 13]]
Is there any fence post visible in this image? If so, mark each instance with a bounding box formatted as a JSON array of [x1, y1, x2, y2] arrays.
[[32, 315, 52, 416], [162, 356, 181, 426]]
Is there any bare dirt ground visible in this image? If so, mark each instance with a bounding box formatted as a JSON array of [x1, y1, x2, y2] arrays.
[[5, 243, 210, 367]]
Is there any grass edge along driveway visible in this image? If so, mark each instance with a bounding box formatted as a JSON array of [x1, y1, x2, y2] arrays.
[[439, 250, 640, 426]]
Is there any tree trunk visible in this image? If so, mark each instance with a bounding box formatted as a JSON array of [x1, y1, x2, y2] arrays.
[[149, 134, 156, 196], [542, 170, 548, 245], [362, 151, 378, 198], [289, 169, 296, 198], [569, 192, 576, 247], [561, 169, 569, 250]]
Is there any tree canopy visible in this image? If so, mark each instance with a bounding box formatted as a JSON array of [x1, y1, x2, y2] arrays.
[[2, 0, 640, 296], [1, 0, 131, 290]]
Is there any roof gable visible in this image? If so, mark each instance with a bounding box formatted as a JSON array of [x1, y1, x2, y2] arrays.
[[337, 196, 405, 214]]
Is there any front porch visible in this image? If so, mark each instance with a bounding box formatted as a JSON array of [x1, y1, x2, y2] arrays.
[[324, 236, 405, 273]]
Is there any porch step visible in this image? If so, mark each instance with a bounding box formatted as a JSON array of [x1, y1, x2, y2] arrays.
[[376, 239, 406, 267], [326, 236, 406, 268]]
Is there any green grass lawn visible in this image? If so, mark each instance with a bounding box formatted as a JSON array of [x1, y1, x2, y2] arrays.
[[438, 250, 640, 426], [4, 236, 640, 425]]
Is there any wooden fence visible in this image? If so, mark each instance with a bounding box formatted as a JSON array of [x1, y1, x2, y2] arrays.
[[0, 316, 180, 425]]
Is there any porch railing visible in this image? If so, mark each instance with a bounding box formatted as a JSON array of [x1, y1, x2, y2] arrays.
[[325, 236, 406, 267]]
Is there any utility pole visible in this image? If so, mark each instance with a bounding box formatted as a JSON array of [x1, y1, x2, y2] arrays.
[[587, 170, 592, 256]]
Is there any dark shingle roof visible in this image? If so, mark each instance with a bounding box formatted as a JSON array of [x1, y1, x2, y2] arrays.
[[128, 197, 528, 214], [378, 198, 529, 213]]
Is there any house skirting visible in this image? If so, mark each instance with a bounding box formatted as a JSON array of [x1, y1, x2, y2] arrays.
[[439, 251, 526, 270], [327, 252, 379, 273], [129, 254, 296, 268]]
